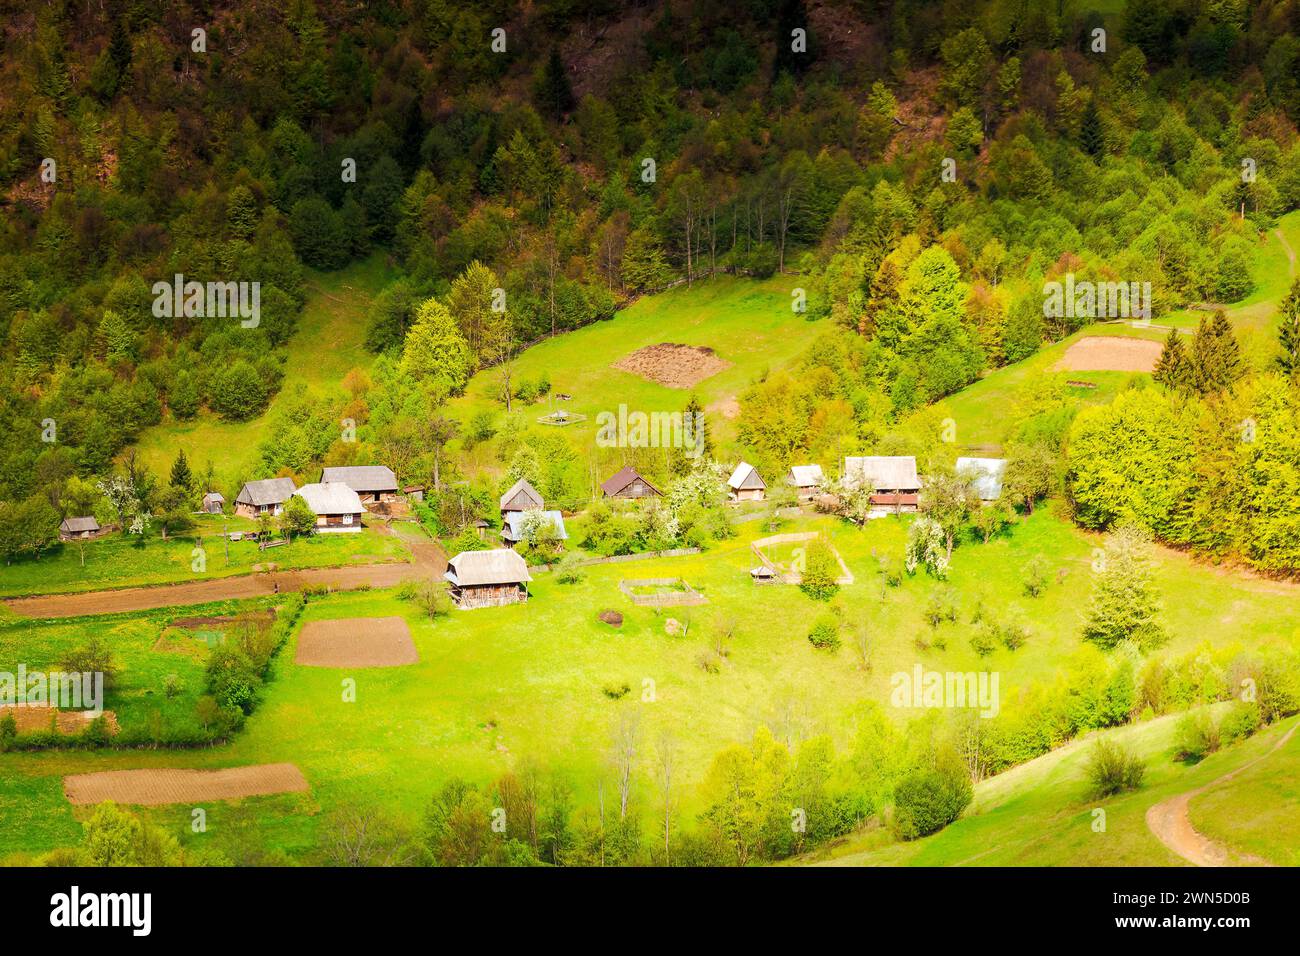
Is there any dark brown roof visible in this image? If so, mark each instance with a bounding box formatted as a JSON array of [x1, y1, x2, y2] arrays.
[[600, 466, 662, 497]]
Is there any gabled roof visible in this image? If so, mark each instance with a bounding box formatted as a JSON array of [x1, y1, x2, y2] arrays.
[[600, 466, 662, 497], [445, 548, 532, 587], [843, 456, 920, 492], [502, 510, 568, 542], [787, 465, 825, 487], [293, 481, 365, 515], [956, 457, 1008, 501], [727, 462, 766, 491], [320, 465, 398, 493], [235, 477, 297, 506], [500, 478, 544, 511], [202, 491, 224, 504], [60, 516, 99, 533]]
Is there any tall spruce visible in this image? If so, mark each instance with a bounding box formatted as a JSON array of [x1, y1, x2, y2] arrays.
[[1278, 277, 1300, 381], [534, 48, 574, 123], [1152, 327, 1191, 391], [169, 449, 193, 492], [1079, 97, 1103, 156], [1190, 310, 1244, 394]]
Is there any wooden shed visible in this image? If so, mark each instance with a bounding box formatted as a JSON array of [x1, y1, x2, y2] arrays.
[[727, 462, 767, 501], [600, 466, 662, 499], [500, 478, 544, 515], [445, 549, 532, 609], [59, 516, 100, 541]]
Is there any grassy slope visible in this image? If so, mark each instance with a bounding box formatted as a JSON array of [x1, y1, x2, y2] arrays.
[[0, 518, 409, 598], [2, 506, 1297, 862], [803, 711, 1299, 867], [132, 255, 395, 483], [449, 273, 812, 448]]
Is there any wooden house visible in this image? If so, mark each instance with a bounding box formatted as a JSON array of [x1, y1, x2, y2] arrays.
[[727, 462, 767, 501], [292, 482, 365, 532], [501, 510, 568, 548], [500, 478, 544, 516], [320, 465, 399, 503], [59, 516, 100, 541], [786, 465, 825, 500], [842, 456, 921, 514], [201, 492, 224, 515], [600, 466, 662, 499], [234, 478, 297, 518], [445, 549, 532, 609]]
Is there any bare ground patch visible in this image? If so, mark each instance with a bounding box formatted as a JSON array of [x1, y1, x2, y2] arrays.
[[1054, 336, 1162, 372], [1, 704, 119, 736], [64, 763, 308, 806], [613, 343, 730, 389], [294, 616, 418, 668]]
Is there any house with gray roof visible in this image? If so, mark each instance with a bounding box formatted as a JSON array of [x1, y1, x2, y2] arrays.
[[842, 456, 921, 514], [786, 465, 825, 499], [727, 462, 766, 501], [234, 477, 297, 518], [501, 510, 568, 547], [445, 548, 532, 608], [293, 482, 365, 532], [59, 516, 100, 541], [500, 478, 544, 516], [320, 465, 399, 503], [956, 457, 1007, 502]]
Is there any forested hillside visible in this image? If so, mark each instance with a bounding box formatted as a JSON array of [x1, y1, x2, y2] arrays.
[[1, 0, 1299, 570]]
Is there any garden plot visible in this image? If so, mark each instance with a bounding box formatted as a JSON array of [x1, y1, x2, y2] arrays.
[[294, 616, 419, 667], [0, 704, 119, 736], [1053, 335, 1162, 372], [618, 578, 708, 608], [63, 763, 308, 806], [751, 532, 854, 585], [612, 343, 730, 388]]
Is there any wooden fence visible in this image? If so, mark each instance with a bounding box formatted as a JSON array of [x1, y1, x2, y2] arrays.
[[618, 577, 708, 608]]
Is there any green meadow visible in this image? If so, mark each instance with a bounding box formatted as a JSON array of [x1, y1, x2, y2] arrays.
[[1, 505, 1296, 863]]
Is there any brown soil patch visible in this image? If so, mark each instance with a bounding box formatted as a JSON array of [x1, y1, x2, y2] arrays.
[[64, 763, 308, 806], [1054, 336, 1162, 372], [170, 611, 274, 629], [598, 609, 623, 627], [613, 343, 730, 389], [1, 704, 119, 736], [294, 616, 418, 668], [708, 396, 741, 420]]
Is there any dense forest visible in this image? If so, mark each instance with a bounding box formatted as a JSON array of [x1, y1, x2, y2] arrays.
[[1, 0, 1298, 569]]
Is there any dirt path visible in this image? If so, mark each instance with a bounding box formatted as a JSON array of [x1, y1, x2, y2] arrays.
[[1146, 721, 1298, 867], [5, 526, 446, 619], [1276, 226, 1297, 278]]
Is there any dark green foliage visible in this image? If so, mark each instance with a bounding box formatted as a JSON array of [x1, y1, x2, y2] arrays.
[[1152, 327, 1192, 391], [892, 760, 973, 840]]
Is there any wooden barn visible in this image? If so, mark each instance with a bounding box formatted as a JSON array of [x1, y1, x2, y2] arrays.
[[500, 478, 544, 516], [320, 465, 399, 503], [786, 465, 825, 500], [201, 492, 224, 515], [727, 462, 767, 501], [445, 549, 532, 609], [234, 477, 297, 518], [601, 466, 662, 499], [292, 482, 365, 532], [501, 510, 568, 548], [842, 456, 921, 514], [59, 516, 100, 541]]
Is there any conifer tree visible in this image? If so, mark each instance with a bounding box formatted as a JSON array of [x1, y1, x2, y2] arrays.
[[1278, 278, 1300, 381], [534, 48, 574, 123], [169, 449, 193, 492], [1152, 327, 1191, 391], [1190, 310, 1244, 394]]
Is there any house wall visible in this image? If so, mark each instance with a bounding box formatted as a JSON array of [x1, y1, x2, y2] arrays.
[[235, 502, 283, 519], [733, 488, 765, 502], [452, 583, 527, 608], [316, 512, 363, 532], [610, 480, 658, 498]]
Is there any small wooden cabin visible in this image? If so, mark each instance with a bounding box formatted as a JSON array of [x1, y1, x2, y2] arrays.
[[445, 549, 532, 609], [59, 516, 100, 541], [499, 478, 544, 516], [600, 466, 662, 500], [201, 492, 225, 515], [727, 462, 767, 502], [786, 465, 825, 500], [292, 482, 365, 532], [234, 477, 297, 518]]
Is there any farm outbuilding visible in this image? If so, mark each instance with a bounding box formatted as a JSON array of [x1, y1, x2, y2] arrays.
[[201, 492, 225, 514], [956, 457, 1008, 502], [59, 516, 100, 541], [843, 456, 921, 514], [292, 482, 365, 532], [445, 549, 532, 609], [320, 465, 399, 503], [727, 462, 766, 501], [234, 478, 297, 518], [500, 478, 544, 515], [786, 465, 825, 499], [501, 510, 568, 547], [601, 466, 662, 499]]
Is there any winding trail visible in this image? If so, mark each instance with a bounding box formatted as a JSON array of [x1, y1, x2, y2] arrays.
[[1276, 225, 1297, 278], [1146, 720, 1298, 867]]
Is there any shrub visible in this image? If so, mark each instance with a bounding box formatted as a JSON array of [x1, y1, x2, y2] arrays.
[[892, 762, 973, 840], [1022, 555, 1049, 597], [1175, 710, 1221, 761], [799, 539, 839, 601], [999, 619, 1029, 651], [555, 555, 585, 585], [1085, 739, 1145, 797], [924, 589, 959, 628], [1220, 702, 1261, 744], [601, 681, 631, 700], [969, 625, 997, 657], [808, 616, 841, 651], [60, 635, 120, 690]]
